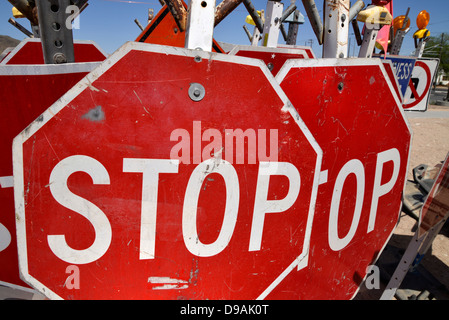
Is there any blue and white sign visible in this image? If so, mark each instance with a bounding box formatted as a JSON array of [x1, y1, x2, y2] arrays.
[[385, 56, 416, 97]]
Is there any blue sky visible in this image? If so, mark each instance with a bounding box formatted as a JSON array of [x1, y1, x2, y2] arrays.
[[1, 0, 448, 57]]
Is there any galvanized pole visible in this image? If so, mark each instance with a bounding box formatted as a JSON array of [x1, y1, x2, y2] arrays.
[[286, 10, 304, 45], [322, 0, 350, 58], [35, 0, 75, 64], [251, 10, 264, 46]]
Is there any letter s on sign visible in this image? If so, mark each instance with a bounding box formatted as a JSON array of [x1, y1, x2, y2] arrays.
[[48, 155, 112, 264]]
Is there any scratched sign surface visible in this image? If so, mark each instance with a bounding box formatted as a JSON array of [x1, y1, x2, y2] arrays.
[[0, 62, 101, 290], [13, 43, 322, 299], [275, 59, 411, 299], [0, 38, 106, 65]]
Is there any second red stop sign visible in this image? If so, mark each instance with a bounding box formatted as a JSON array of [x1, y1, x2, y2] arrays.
[[13, 42, 322, 299], [275, 58, 412, 299]]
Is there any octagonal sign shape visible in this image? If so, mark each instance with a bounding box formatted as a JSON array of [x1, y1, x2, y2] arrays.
[[228, 45, 313, 76], [13, 42, 322, 300], [0, 61, 101, 291], [274, 59, 412, 299]]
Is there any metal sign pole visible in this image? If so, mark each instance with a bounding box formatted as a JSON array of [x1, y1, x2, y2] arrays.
[[185, 0, 216, 51], [413, 31, 430, 58], [261, 0, 284, 47], [35, 0, 75, 64], [390, 8, 410, 55], [322, 0, 350, 58], [285, 10, 303, 45]]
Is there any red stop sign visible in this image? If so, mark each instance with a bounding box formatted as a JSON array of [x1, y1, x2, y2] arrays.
[[1, 38, 106, 65], [229, 45, 312, 75], [275, 59, 412, 299], [0, 59, 102, 291], [13, 43, 322, 299]]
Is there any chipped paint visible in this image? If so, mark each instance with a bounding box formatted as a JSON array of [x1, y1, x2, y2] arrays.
[[81, 106, 105, 122], [148, 277, 189, 290]]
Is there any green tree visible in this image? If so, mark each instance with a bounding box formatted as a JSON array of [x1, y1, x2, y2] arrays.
[[423, 33, 449, 74]]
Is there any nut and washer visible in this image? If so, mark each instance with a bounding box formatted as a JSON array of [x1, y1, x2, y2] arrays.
[[188, 83, 206, 101]]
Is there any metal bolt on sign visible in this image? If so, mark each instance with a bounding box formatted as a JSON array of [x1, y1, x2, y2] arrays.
[[188, 82, 205, 101]]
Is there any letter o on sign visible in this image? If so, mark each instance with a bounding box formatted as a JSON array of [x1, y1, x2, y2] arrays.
[[328, 159, 365, 251]]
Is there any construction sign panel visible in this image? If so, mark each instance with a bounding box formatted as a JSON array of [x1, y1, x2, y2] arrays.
[[13, 43, 322, 300], [419, 152, 449, 237], [403, 58, 439, 111], [276, 59, 411, 299], [384, 55, 416, 97], [0, 62, 101, 290]]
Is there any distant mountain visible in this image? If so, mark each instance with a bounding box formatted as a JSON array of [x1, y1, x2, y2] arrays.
[[0, 35, 21, 54]]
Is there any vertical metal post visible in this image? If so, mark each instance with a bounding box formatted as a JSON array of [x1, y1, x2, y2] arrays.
[[390, 29, 407, 55], [185, 0, 216, 52], [262, 0, 284, 47], [35, 0, 75, 64], [414, 40, 426, 58], [322, 0, 350, 58], [286, 11, 300, 45], [285, 10, 304, 45], [390, 8, 410, 55], [414, 31, 429, 58], [358, 27, 378, 58]]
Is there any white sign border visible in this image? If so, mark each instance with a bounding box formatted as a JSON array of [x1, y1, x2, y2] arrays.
[[276, 57, 413, 299], [13, 41, 323, 300]]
